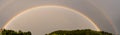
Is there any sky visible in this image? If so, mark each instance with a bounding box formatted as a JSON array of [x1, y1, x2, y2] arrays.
[[5, 6, 99, 35], [0, 0, 119, 35]]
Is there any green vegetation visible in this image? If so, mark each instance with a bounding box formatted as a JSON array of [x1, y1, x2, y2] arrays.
[[0, 32, 2, 35], [0, 29, 113, 35], [1, 29, 31, 35], [46, 29, 113, 35]]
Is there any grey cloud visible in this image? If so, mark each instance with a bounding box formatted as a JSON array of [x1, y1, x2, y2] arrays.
[[0, 0, 119, 34]]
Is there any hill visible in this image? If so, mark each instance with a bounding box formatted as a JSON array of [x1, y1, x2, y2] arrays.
[[46, 29, 113, 35]]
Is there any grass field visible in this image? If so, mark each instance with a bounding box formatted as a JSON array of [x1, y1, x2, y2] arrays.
[[0, 32, 2, 35]]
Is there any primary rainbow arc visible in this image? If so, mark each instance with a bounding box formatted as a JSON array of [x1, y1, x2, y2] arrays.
[[2, 5, 101, 31]]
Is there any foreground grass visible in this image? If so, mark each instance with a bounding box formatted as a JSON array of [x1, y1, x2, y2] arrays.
[[0, 32, 2, 35]]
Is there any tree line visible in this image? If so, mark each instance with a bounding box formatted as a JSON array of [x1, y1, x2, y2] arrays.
[[1, 29, 31, 35], [46, 29, 113, 35]]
